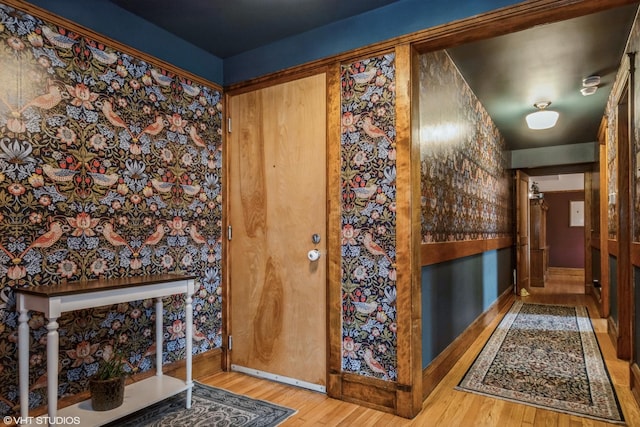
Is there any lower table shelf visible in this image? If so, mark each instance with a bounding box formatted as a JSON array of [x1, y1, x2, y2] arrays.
[[25, 376, 190, 426]]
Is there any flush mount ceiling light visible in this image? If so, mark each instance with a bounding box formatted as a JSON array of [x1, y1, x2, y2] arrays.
[[525, 101, 559, 130], [582, 75, 601, 87], [581, 86, 597, 96], [581, 75, 601, 96]]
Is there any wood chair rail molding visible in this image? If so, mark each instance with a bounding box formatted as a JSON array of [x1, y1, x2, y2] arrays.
[[421, 237, 513, 266]]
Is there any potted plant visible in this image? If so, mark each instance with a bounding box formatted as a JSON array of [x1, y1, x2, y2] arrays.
[[89, 341, 128, 411]]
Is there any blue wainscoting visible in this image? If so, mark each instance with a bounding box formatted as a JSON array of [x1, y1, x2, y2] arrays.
[[421, 247, 512, 368]]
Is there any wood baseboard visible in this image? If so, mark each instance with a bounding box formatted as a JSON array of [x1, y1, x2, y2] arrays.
[[421, 287, 514, 399], [607, 316, 618, 355], [331, 372, 398, 415], [631, 363, 640, 409]]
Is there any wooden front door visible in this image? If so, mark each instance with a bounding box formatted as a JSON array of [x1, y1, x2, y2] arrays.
[[516, 170, 530, 294], [227, 73, 327, 391]]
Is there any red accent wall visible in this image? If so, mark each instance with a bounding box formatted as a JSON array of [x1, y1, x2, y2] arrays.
[[544, 191, 585, 268]]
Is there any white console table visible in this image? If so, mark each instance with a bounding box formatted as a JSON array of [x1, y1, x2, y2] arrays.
[[15, 274, 196, 426]]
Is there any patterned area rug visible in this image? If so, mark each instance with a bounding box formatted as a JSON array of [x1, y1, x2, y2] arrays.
[[105, 381, 296, 426], [456, 301, 625, 424]]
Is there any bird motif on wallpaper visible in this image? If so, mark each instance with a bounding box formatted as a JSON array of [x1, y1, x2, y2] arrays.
[[0, 222, 65, 266], [22, 222, 64, 254], [143, 224, 166, 246], [187, 124, 207, 147], [351, 184, 378, 199], [362, 348, 388, 378], [188, 224, 207, 245], [360, 115, 394, 146], [42, 163, 119, 188], [350, 67, 378, 84], [150, 178, 201, 197], [102, 223, 165, 256], [352, 300, 378, 315], [150, 69, 201, 97], [102, 222, 129, 248], [101, 100, 165, 142], [361, 232, 393, 263], [0, 85, 63, 132], [41, 26, 118, 65]]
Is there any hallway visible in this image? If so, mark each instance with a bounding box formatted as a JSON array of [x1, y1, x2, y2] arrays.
[[200, 291, 640, 426]]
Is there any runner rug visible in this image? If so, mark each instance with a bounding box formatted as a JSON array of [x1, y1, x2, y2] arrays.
[[105, 381, 296, 427], [456, 301, 625, 424]]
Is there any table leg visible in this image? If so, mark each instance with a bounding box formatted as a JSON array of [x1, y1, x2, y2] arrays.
[[155, 298, 163, 377], [185, 289, 193, 409], [46, 317, 59, 427], [18, 301, 29, 420]]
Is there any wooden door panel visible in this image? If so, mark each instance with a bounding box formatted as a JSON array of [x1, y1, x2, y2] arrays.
[[228, 74, 327, 388]]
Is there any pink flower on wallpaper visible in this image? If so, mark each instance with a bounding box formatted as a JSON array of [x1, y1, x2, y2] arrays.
[[6, 36, 24, 51], [341, 112, 359, 133], [341, 224, 359, 246], [27, 32, 43, 48], [90, 258, 108, 276], [352, 151, 368, 166], [89, 134, 108, 151], [39, 195, 51, 207], [66, 83, 98, 110], [57, 260, 77, 278], [8, 182, 25, 196], [28, 173, 44, 188], [129, 257, 142, 270], [56, 126, 77, 146], [67, 212, 99, 237], [7, 265, 26, 280], [160, 148, 174, 163], [167, 216, 188, 235], [167, 319, 185, 340], [181, 254, 193, 268], [167, 113, 187, 134], [7, 118, 26, 133], [29, 212, 43, 224], [342, 337, 360, 358], [66, 340, 99, 367]]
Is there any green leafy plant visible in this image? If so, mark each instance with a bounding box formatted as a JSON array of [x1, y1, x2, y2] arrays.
[[94, 340, 128, 380]]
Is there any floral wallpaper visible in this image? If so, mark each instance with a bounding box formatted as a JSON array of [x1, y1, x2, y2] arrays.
[[340, 54, 397, 381], [418, 51, 510, 243], [0, 3, 223, 415]]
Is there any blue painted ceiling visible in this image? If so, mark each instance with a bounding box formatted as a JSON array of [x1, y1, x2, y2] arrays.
[[108, 0, 402, 59]]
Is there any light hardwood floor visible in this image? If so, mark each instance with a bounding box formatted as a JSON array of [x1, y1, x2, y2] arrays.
[[201, 289, 640, 426]]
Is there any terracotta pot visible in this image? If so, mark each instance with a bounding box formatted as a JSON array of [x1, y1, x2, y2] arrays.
[[89, 376, 125, 411]]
